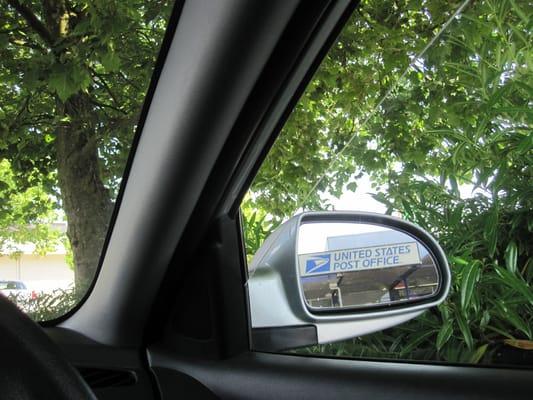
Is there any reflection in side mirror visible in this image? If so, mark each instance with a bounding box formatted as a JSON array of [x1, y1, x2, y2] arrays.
[[298, 223, 440, 311], [248, 211, 451, 352]]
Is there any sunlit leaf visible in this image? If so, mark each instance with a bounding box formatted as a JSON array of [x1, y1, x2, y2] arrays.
[[504, 241, 518, 274], [469, 344, 488, 363], [455, 309, 474, 350], [461, 261, 481, 311], [437, 320, 454, 351], [504, 340, 533, 350]]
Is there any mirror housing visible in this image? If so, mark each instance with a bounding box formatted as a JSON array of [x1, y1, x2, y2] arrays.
[[247, 211, 451, 351]]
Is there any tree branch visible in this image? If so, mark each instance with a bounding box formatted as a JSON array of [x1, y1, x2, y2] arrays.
[[118, 71, 142, 91], [6, 0, 55, 47], [0, 25, 29, 34], [88, 66, 122, 108], [8, 37, 47, 53], [89, 98, 128, 115]]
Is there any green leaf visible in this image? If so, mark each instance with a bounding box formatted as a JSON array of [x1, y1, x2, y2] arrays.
[[461, 261, 481, 311], [509, 0, 530, 25], [525, 258, 533, 282], [346, 182, 357, 192], [516, 134, 533, 155], [494, 266, 533, 305], [469, 344, 488, 364], [101, 51, 121, 72], [455, 310, 474, 350], [486, 325, 515, 340], [71, 67, 91, 92], [480, 310, 491, 330], [450, 256, 469, 266], [504, 241, 518, 274], [48, 66, 78, 102], [484, 209, 498, 257], [449, 175, 460, 197], [437, 320, 453, 351], [494, 301, 532, 339], [23, 65, 43, 90], [401, 198, 413, 217], [399, 329, 437, 356]]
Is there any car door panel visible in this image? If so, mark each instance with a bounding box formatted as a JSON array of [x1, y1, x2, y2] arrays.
[[150, 350, 531, 400]]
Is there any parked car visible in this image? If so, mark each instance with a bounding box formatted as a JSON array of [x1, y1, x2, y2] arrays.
[[0, 280, 38, 307], [0, 280, 30, 297]]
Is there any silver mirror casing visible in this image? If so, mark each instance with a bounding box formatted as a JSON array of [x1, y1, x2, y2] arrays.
[[247, 211, 451, 351]]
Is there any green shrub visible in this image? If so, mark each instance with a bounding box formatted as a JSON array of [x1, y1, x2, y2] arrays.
[[8, 288, 81, 321]]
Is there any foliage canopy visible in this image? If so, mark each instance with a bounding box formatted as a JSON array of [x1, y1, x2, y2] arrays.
[[243, 0, 532, 365], [0, 0, 173, 291]]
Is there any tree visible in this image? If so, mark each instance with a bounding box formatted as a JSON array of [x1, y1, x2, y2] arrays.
[[243, 0, 532, 364], [0, 0, 173, 288]]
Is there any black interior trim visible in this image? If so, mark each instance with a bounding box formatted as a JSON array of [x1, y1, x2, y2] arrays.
[[252, 326, 318, 352], [146, 214, 250, 360], [150, 350, 533, 400], [77, 367, 137, 389], [144, 0, 354, 359], [46, 327, 158, 399]]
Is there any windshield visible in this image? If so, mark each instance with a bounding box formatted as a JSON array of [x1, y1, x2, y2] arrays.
[[0, 0, 175, 320]]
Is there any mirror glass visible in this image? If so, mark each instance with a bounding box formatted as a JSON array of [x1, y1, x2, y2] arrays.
[[298, 222, 439, 310]]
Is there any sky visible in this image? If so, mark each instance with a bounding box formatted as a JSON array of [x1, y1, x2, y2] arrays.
[[326, 175, 386, 213], [325, 173, 484, 214]]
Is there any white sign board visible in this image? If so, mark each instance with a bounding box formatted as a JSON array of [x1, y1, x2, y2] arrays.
[[299, 242, 421, 277]]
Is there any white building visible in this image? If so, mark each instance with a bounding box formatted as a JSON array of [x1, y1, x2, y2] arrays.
[[0, 222, 74, 292]]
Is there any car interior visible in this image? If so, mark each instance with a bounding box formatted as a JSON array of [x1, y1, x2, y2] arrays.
[[0, 0, 531, 399]]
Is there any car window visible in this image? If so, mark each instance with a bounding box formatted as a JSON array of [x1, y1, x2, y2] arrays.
[[242, 0, 532, 366], [0, 1, 174, 320]]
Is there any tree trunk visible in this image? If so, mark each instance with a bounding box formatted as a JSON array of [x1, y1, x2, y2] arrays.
[[27, 0, 115, 290], [55, 94, 113, 290]]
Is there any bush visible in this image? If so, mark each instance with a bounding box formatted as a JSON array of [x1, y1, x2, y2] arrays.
[[8, 288, 81, 321]]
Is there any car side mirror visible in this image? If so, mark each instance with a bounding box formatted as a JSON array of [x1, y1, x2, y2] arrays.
[[247, 211, 451, 351]]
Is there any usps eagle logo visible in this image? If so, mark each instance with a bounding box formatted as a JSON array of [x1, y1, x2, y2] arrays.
[[305, 255, 331, 274]]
